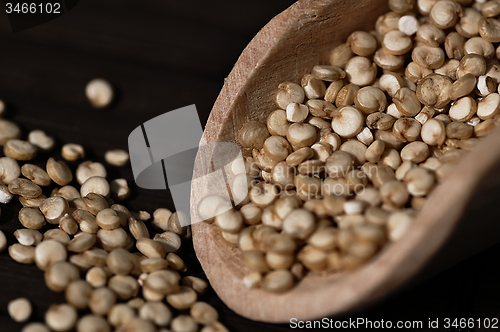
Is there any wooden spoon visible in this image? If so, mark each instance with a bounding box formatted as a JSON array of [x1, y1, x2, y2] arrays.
[[191, 0, 500, 323]]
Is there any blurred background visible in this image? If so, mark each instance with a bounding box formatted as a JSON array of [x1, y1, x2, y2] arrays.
[[0, 1, 498, 331]]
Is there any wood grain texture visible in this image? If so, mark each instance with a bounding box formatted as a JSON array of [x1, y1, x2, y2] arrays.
[[0, 0, 499, 331], [192, 0, 500, 323], [0, 1, 298, 331]]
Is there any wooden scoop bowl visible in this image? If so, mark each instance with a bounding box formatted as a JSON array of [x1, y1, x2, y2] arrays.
[[191, 0, 500, 323]]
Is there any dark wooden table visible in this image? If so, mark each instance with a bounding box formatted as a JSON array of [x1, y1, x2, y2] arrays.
[[0, 1, 498, 331]]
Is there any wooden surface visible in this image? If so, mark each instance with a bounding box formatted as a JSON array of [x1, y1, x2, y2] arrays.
[[193, 128, 500, 323], [191, 0, 500, 324], [0, 0, 498, 331]]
